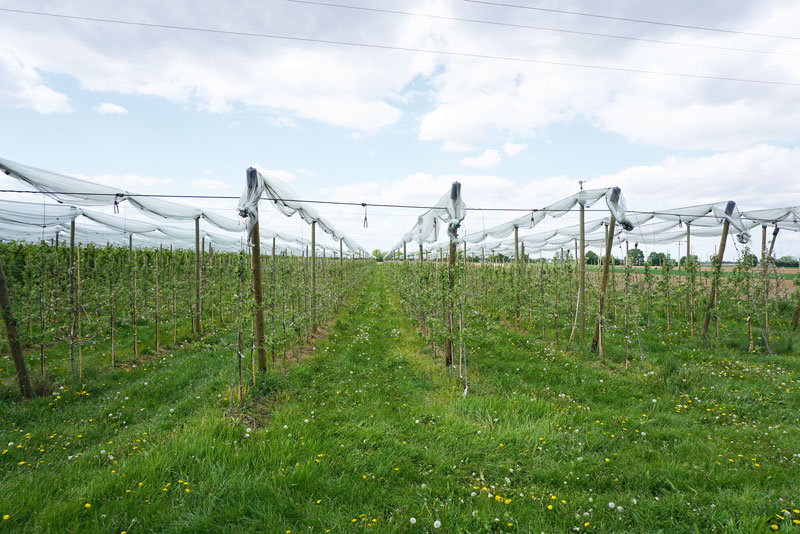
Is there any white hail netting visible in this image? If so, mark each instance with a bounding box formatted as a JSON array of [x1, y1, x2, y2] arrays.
[[432, 198, 761, 260], [237, 167, 367, 256], [0, 157, 346, 255], [742, 207, 800, 233], [390, 183, 466, 253]]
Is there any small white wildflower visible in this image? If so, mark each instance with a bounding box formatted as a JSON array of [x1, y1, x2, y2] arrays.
[[608, 502, 616, 509], [409, 517, 416, 525], [433, 520, 441, 528]]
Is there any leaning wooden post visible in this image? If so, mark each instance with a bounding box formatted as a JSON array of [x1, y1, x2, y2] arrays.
[[578, 201, 586, 343], [194, 217, 201, 335], [0, 256, 33, 398], [764, 225, 780, 329], [701, 202, 734, 340], [591, 216, 616, 353], [311, 220, 317, 334]]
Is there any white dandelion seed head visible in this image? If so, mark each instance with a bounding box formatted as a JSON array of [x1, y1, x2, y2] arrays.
[[433, 520, 441, 528]]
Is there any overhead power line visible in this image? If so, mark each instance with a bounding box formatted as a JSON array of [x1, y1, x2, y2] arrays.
[[1, 7, 799, 87], [286, 0, 795, 56], [464, 0, 800, 41]]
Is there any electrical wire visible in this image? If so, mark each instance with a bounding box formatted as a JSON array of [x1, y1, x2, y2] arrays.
[[1, 7, 799, 86], [286, 0, 795, 57], [0, 188, 761, 218], [464, 0, 800, 41]]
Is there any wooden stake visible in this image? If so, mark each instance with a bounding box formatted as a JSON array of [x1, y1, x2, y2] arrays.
[[311, 220, 317, 334], [77, 244, 82, 381], [247, 187, 267, 372], [190, 219, 199, 335], [0, 256, 33, 398], [69, 219, 77, 379], [110, 249, 116, 367], [701, 203, 733, 340], [578, 202, 586, 343], [591, 216, 616, 353], [155, 245, 160, 353]]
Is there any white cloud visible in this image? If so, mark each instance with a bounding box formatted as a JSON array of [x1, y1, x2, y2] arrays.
[[251, 165, 296, 182], [0, 1, 440, 133], [441, 141, 475, 153], [94, 102, 128, 114], [191, 178, 230, 191], [460, 149, 501, 169], [502, 141, 527, 157], [297, 168, 315, 176], [0, 48, 71, 113], [74, 172, 173, 190]]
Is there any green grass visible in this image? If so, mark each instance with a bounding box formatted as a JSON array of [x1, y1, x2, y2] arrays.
[[2, 265, 799, 533]]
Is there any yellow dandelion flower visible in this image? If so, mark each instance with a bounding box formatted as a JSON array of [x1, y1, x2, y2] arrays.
[[547, 504, 553, 510], [3, 515, 9, 520], [84, 503, 91, 509]]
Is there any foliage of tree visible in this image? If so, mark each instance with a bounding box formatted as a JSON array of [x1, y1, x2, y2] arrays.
[[627, 248, 645, 266], [775, 255, 799, 268], [585, 251, 599, 265]]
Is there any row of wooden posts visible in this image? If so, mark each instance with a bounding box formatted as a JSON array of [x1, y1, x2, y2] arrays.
[[391, 199, 797, 366]]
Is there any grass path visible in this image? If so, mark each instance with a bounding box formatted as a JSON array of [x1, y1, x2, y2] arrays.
[[2, 266, 799, 533]]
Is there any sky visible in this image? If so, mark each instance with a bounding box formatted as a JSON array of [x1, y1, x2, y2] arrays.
[[1, 0, 799, 260]]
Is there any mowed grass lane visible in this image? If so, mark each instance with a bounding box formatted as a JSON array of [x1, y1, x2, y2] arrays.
[[2, 265, 799, 533]]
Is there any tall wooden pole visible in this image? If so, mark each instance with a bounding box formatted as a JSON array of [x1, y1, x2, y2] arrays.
[[701, 202, 734, 340], [311, 221, 317, 334], [591, 216, 616, 353], [194, 217, 201, 335], [419, 243, 424, 262], [340, 239, 344, 267], [246, 169, 267, 372], [403, 242, 407, 262], [0, 256, 33, 398], [687, 224, 694, 336], [155, 245, 160, 353], [69, 219, 77, 379], [442, 182, 461, 368], [578, 202, 586, 343]]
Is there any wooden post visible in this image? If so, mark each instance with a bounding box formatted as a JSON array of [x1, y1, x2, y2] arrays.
[[155, 245, 160, 353], [69, 219, 77, 379], [701, 202, 733, 340], [403, 241, 406, 262], [133, 247, 138, 360], [763, 226, 780, 329], [0, 256, 33, 398], [311, 220, 317, 334], [194, 217, 201, 335], [77, 245, 82, 380], [247, 168, 267, 372], [108, 249, 116, 367], [514, 226, 520, 321], [340, 239, 344, 267], [687, 224, 694, 336], [171, 245, 177, 344], [443, 182, 461, 367], [591, 216, 616, 353], [578, 202, 586, 343], [419, 243, 424, 262]]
